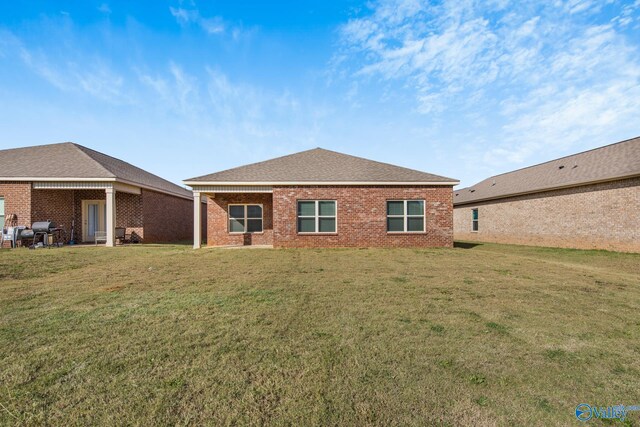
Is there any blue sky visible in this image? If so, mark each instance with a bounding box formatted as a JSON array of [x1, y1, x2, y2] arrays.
[[1, 0, 639, 188]]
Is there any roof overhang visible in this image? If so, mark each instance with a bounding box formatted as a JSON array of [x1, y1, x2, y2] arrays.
[[32, 181, 141, 195], [1, 177, 193, 200]]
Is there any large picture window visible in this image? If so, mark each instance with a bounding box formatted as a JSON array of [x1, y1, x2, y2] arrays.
[[387, 200, 425, 233], [228, 204, 263, 233], [297, 200, 336, 233], [472, 208, 479, 232]]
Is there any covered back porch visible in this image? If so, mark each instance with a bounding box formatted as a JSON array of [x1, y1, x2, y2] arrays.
[[191, 186, 273, 248], [28, 181, 143, 247]]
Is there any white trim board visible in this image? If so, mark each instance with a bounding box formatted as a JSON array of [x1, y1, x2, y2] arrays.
[[1, 177, 192, 200]]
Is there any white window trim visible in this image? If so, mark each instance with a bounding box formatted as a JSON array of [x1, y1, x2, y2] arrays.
[[297, 200, 338, 234], [228, 203, 264, 234], [472, 208, 479, 233], [386, 200, 426, 234]]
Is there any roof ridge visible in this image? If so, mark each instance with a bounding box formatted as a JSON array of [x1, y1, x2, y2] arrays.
[[74, 143, 190, 193], [315, 147, 456, 182], [186, 147, 457, 182], [69, 143, 117, 178], [186, 147, 324, 181]]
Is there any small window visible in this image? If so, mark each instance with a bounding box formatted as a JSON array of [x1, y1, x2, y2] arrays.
[[0, 197, 4, 231], [472, 208, 478, 232], [297, 200, 336, 233], [228, 204, 263, 233], [387, 200, 425, 233]]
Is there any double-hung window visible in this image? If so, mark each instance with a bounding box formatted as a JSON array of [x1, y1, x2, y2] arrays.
[[387, 200, 425, 233], [0, 197, 4, 230], [297, 200, 336, 233], [472, 208, 478, 232], [228, 204, 263, 233]]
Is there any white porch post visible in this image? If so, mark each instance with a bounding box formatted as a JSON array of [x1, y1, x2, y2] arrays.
[[105, 187, 116, 247], [193, 191, 202, 249]]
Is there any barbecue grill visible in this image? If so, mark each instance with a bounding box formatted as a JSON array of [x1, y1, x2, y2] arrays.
[[19, 221, 64, 248]]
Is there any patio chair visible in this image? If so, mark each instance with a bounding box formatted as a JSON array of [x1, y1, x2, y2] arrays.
[[94, 231, 107, 245], [115, 227, 130, 245]]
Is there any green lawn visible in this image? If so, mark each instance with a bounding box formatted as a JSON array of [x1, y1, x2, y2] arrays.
[[1, 243, 639, 426]]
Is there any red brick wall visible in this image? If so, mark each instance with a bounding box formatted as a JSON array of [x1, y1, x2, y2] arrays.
[[271, 186, 453, 248], [115, 192, 144, 241], [0, 182, 32, 247], [200, 196, 208, 245], [453, 177, 640, 252], [142, 189, 194, 243], [0, 182, 32, 227], [31, 189, 75, 237], [206, 193, 273, 246]]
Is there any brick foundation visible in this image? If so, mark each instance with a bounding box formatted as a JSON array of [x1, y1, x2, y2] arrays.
[[453, 177, 640, 252]]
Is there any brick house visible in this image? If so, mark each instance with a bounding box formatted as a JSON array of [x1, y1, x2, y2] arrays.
[[0, 142, 205, 247], [184, 148, 458, 248], [454, 137, 640, 252]]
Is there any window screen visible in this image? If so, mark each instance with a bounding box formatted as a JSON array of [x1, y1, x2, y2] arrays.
[[229, 204, 263, 233], [297, 200, 336, 233], [387, 200, 425, 232]]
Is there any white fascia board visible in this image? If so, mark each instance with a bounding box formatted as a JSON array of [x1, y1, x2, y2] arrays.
[[0, 177, 117, 182], [113, 182, 142, 195], [0, 176, 193, 200]]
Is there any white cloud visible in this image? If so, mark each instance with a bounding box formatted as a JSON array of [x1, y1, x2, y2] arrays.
[[338, 0, 640, 170], [169, 7, 225, 34], [138, 63, 320, 153], [1, 30, 129, 103], [139, 63, 199, 116]]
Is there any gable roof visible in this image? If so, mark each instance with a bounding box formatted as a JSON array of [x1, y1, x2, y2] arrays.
[[454, 136, 640, 205], [185, 148, 458, 185], [0, 142, 192, 199]]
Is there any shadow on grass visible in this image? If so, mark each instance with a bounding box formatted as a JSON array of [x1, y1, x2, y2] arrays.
[[454, 241, 483, 249]]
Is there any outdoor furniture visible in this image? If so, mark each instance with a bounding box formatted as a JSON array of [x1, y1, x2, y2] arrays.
[[0, 214, 19, 248], [115, 227, 130, 245], [94, 231, 107, 245], [20, 221, 64, 249]]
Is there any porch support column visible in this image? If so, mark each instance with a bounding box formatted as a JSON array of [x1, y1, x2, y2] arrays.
[[193, 191, 202, 249], [105, 187, 116, 247]]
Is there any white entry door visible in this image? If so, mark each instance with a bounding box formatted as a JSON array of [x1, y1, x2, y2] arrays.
[[82, 200, 106, 242]]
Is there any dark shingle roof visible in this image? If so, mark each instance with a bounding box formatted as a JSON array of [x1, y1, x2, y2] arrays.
[[185, 148, 458, 184], [0, 142, 191, 199], [454, 136, 640, 205]]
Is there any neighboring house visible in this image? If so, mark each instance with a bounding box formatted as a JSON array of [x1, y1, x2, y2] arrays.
[[184, 148, 458, 248], [454, 136, 640, 252], [0, 142, 205, 247]]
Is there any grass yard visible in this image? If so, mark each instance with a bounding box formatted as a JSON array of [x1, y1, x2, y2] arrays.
[[1, 242, 639, 426]]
